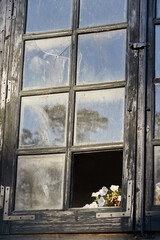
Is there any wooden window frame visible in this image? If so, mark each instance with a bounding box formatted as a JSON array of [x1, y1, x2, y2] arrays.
[[145, 0, 160, 231], [0, 0, 144, 234]]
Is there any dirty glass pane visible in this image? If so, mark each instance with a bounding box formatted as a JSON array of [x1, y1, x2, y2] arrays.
[[157, 0, 160, 18], [154, 84, 160, 138], [19, 93, 68, 148], [79, 0, 127, 28], [26, 0, 73, 33], [15, 154, 65, 210], [155, 26, 160, 78], [154, 147, 160, 205], [77, 30, 126, 85], [74, 88, 125, 145], [23, 37, 71, 90]]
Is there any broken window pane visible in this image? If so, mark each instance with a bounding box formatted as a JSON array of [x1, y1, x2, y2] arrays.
[[79, 0, 127, 28], [154, 84, 160, 138], [74, 88, 125, 145], [77, 30, 126, 85], [154, 147, 160, 205], [155, 26, 160, 78], [26, 0, 73, 33], [15, 154, 65, 210], [157, 0, 160, 18], [23, 37, 71, 90], [19, 93, 68, 148]]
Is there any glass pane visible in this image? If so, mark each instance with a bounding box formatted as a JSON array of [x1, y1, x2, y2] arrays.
[[74, 88, 125, 145], [155, 84, 160, 138], [157, 0, 160, 18], [154, 147, 160, 205], [15, 154, 65, 210], [155, 26, 160, 78], [79, 0, 127, 28], [26, 0, 73, 33], [23, 37, 71, 90], [77, 30, 126, 85], [19, 93, 68, 148]]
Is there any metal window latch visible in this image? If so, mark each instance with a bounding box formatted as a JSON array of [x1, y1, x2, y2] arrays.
[[0, 186, 4, 209], [130, 42, 150, 51]]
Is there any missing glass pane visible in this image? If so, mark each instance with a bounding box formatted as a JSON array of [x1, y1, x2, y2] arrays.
[[71, 151, 123, 208]]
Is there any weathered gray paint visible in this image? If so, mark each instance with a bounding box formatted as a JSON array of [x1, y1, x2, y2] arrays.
[[0, 0, 160, 239]]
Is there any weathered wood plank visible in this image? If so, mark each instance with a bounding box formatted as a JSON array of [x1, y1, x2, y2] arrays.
[[135, 0, 148, 233], [0, 233, 136, 240]]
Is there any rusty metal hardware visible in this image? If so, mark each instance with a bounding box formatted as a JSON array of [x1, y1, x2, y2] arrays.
[[0, 185, 4, 209], [6, 80, 12, 103], [130, 42, 150, 50], [3, 186, 35, 221], [96, 180, 132, 218], [8, 0, 16, 20]]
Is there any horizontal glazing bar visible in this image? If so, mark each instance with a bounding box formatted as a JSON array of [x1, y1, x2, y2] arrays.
[[19, 87, 70, 97], [71, 142, 123, 153], [73, 81, 126, 92]]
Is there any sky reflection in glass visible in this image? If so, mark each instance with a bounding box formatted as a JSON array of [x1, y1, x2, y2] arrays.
[[23, 37, 71, 90], [79, 0, 127, 27], [19, 94, 68, 148], [15, 154, 65, 210], [74, 88, 125, 145], [157, 0, 160, 18], [155, 26, 160, 78], [155, 84, 160, 138], [77, 30, 126, 85], [26, 0, 73, 33]]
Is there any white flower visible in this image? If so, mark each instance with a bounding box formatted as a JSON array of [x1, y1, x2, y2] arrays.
[[89, 202, 98, 208], [118, 196, 121, 202], [99, 186, 108, 196], [98, 197, 105, 207], [110, 185, 119, 192], [83, 202, 98, 208], [83, 204, 90, 208], [92, 191, 100, 198]]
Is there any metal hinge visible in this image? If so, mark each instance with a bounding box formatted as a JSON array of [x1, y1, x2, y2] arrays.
[[8, 0, 17, 20], [6, 80, 12, 103], [0, 185, 4, 209], [96, 180, 132, 218], [1, 80, 12, 104], [3, 186, 35, 221]]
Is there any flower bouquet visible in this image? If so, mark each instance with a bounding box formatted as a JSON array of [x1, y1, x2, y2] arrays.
[[83, 185, 121, 208]]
